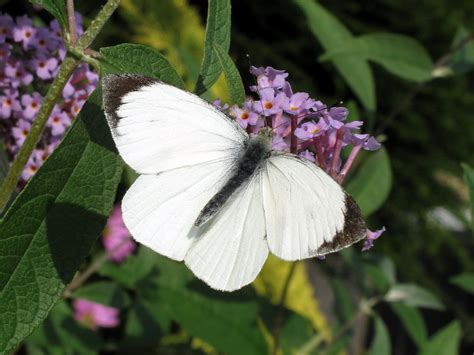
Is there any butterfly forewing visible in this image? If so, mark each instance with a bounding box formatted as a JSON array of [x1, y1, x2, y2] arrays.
[[103, 74, 246, 175]]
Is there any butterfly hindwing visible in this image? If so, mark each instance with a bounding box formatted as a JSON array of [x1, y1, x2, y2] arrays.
[[185, 174, 268, 291], [261, 153, 366, 260]]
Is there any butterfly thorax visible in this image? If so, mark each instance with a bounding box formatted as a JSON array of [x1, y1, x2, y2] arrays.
[[194, 134, 272, 227]]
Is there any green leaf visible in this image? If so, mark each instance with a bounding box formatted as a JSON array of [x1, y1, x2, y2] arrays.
[[98, 246, 156, 289], [364, 264, 392, 292], [390, 303, 427, 348], [120, 302, 164, 351], [346, 148, 392, 216], [446, 26, 474, 75], [294, 0, 376, 111], [320, 33, 434, 82], [195, 0, 232, 95], [420, 321, 461, 355], [331, 279, 355, 323], [213, 43, 245, 105], [369, 315, 391, 355], [384, 284, 445, 310], [100, 44, 185, 88], [280, 313, 314, 355], [461, 163, 474, 234], [450, 272, 474, 294], [140, 257, 267, 355], [0, 92, 122, 353], [29, 0, 67, 31], [72, 281, 131, 308]]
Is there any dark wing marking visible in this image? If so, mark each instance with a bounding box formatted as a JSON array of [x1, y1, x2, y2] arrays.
[[102, 74, 158, 128]]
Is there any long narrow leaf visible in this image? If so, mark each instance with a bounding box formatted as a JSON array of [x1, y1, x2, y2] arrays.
[[195, 0, 231, 95]]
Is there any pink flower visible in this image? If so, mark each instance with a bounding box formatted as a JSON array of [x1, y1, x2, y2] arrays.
[[102, 204, 136, 262], [73, 299, 120, 330]]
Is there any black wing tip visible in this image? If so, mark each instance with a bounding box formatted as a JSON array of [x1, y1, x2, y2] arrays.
[[102, 74, 159, 128], [316, 194, 367, 255]]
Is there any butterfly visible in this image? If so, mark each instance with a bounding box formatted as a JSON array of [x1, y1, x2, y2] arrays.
[[102, 74, 366, 291]]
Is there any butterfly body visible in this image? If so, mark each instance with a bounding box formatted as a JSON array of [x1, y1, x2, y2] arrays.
[[102, 74, 366, 291], [195, 132, 271, 226]]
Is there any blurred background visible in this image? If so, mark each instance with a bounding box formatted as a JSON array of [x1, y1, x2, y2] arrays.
[[3, 0, 473, 354]]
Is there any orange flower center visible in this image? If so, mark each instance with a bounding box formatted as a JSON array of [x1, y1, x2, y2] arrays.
[[31, 102, 38, 109], [264, 102, 273, 109], [5, 99, 11, 106], [25, 31, 31, 38], [241, 112, 249, 120]]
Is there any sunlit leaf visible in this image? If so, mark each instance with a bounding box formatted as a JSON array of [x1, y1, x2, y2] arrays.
[[253, 255, 330, 339]]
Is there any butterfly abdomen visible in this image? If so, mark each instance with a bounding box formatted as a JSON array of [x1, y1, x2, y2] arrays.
[[194, 135, 271, 227]]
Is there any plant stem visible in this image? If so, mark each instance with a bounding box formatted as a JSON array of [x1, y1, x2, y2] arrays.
[[0, 56, 79, 212], [66, 0, 78, 44], [76, 0, 121, 51], [0, 0, 121, 213], [63, 237, 132, 297], [272, 261, 298, 355]]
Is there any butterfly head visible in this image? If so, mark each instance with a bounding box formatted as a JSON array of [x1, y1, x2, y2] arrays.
[[257, 126, 273, 146]]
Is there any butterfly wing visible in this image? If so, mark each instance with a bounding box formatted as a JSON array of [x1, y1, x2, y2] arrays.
[[261, 153, 366, 260], [103, 74, 251, 272], [122, 160, 234, 261], [185, 174, 268, 291], [102, 74, 247, 174]]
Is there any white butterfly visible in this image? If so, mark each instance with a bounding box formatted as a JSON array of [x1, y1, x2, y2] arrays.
[[102, 74, 366, 291]]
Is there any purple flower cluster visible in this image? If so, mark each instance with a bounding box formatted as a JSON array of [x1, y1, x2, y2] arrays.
[[0, 13, 98, 184], [217, 66, 385, 249], [102, 204, 136, 263]]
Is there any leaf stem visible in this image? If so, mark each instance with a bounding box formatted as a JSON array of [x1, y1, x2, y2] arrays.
[[0, 0, 121, 212], [66, 0, 78, 44], [272, 261, 298, 355]]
